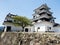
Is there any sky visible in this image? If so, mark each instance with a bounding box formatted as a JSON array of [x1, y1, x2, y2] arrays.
[[0, 0, 60, 26]]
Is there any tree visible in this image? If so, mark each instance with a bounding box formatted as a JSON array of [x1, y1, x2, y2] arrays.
[[12, 15, 32, 31]]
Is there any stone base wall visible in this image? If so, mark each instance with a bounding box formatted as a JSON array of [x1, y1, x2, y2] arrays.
[[0, 32, 60, 45]]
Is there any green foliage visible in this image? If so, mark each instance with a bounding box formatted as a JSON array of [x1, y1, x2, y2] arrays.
[[12, 15, 32, 31]]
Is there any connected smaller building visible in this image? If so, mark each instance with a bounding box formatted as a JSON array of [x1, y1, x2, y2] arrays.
[[3, 13, 22, 32]]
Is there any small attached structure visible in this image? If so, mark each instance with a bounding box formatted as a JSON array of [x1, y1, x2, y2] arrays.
[[3, 13, 22, 32]]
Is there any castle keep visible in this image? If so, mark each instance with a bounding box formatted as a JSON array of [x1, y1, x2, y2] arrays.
[[3, 4, 60, 32]]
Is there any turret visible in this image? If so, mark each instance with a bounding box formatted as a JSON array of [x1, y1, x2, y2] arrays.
[[32, 4, 56, 23]]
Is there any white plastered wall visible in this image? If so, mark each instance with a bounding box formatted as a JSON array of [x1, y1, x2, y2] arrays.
[[33, 21, 54, 32]]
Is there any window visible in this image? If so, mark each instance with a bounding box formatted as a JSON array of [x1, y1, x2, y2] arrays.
[[47, 27, 51, 32], [33, 16, 35, 19], [39, 12, 46, 15], [40, 8, 46, 10], [47, 14, 51, 16], [7, 20, 12, 22], [37, 27, 41, 32], [49, 27, 51, 29], [25, 28, 28, 32], [38, 27, 40, 29], [6, 26, 11, 32]]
